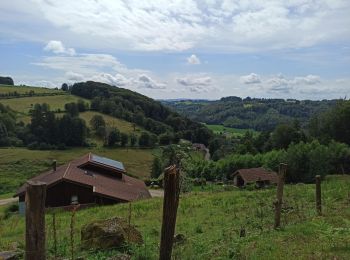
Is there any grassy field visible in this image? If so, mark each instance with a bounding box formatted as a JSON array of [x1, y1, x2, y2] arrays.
[[0, 147, 155, 195], [0, 85, 63, 95], [0, 175, 349, 259], [80, 111, 146, 135], [205, 124, 258, 137], [0, 95, 88, 115]]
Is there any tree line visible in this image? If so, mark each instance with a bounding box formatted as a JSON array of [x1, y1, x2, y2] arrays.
[[0, 100, 180, 149], [164, 96, 338, 131], [153, 100, 350, 184], [68, 81, 213, 145]]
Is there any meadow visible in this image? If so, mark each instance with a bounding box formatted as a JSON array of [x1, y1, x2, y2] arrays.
[[79, 111, 147, 135], [0, 147, 155, 195], [205, 124, 258, 137], [0, 85, 62, 95], [0, 94, 88, 116], [0, 175, 349, 259]]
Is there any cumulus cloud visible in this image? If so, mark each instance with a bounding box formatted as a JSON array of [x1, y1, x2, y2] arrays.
[[176, 76, 214, 92], [293, 75, 321, 85], [65, 71, 84, 81], [90, 73, 130, 87], [187, 54, 201, 65], [44, 40, 76, 56], [240, 73, 261, 84], [136, 74, 166, 89], [265, 74, 322, 93]]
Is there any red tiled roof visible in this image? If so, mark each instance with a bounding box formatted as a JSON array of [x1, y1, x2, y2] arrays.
[[232, 168, 278, 184], [15, 153, 151, 202]]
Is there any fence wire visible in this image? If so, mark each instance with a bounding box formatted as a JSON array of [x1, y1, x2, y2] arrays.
[[0, 179, 349, 259]]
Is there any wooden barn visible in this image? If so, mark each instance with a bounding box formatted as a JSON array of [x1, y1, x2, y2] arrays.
[[15, 153, 151, 213], [232, 167, 278, 188]]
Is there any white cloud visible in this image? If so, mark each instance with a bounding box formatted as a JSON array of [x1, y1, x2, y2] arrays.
[[136, 74, 166, 89], [187, 54, 201, 65], [176, 76, 214, 92], [44, 40, 76, 56], [65, 71, 84, 81], [293, 75, 321, 85], [265, 74, 322, 93], [3, 0, 349, 52], [34, 53, 127, 75], [90, 73, 130, 87], [240, 73, 261, 84]]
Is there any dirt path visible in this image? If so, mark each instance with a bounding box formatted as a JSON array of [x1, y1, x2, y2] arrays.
[[149, 189, 164, 198], [0, 197, 17, 206]]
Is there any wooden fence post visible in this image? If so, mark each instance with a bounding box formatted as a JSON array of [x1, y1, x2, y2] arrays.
[[25, 181, 47, 260], [159, 165, 180, 260], [315, 175, 322, 216], [274, 163, 287, 229]]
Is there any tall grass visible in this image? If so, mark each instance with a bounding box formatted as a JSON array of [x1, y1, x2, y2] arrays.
[[1, 175, 349, 259]]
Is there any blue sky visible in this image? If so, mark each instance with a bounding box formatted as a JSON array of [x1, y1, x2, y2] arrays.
[[0, 0, 350, 100]]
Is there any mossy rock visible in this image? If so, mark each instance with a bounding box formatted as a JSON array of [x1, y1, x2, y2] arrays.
[[81, 217, 143, 250]]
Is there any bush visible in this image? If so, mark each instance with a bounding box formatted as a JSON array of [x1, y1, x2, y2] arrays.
[[187, 140, 350, 183]]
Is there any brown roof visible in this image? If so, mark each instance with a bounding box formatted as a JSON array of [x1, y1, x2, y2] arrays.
[[15, 153, 151, 202], [232, 168, 278, 184]]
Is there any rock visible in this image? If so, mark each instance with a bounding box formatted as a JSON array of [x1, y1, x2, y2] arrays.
[[0, 251, 21, 260], [81, 217, 143, 250]]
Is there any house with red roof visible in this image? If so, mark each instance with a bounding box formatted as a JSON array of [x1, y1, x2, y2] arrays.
[[15, 153, 151, 213]]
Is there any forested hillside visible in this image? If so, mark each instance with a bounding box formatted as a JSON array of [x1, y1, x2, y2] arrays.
[[163, 97, 338, 131], [70, 81, 213, 145]]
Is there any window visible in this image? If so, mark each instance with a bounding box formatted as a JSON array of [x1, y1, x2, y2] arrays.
[[71, 195, 78, 205]]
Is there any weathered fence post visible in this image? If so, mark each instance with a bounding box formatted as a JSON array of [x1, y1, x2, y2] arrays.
[[25, 181, 47, 260], [274, 163, 287, 229], [159, 165, 181, 260], [315, 175, 322, 216]]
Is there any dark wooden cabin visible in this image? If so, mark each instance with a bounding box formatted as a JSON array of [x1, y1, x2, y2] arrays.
[[15, 153, 151, 213]]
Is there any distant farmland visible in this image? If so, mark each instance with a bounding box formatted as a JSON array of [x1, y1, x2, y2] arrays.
[[205, 124, 258, 137]]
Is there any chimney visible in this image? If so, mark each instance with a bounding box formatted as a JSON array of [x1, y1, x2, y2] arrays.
[[52, 160, 57, 171]]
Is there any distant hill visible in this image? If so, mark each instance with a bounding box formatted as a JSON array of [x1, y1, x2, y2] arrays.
[[163, 96, 339, 131], [70, 81, 213, 145]]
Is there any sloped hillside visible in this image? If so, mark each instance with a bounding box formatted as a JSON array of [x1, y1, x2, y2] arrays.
[[71, 81, 213, 145]]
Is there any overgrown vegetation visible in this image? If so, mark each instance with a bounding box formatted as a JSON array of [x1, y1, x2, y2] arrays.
[[1, 175, 349, 259]]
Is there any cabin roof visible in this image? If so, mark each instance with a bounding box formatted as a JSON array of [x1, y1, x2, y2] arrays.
[[15, 153, 150, 202], [232, 167, 278, 184], [89, 153, 125, 172]]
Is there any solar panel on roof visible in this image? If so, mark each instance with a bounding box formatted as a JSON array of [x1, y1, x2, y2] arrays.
[[91, 154, 125, 171]]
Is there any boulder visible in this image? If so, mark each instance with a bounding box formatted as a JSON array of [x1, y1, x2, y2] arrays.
[[81, 217, 143, 250]]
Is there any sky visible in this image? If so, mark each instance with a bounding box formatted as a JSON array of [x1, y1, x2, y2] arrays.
[[0, 0, 350, 100]]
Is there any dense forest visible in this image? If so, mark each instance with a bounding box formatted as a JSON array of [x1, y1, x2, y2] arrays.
[[70, 81, 213, 145], [163, 97, 338, 131], [153, 100, 350, 184]]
